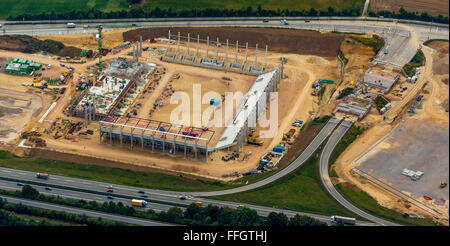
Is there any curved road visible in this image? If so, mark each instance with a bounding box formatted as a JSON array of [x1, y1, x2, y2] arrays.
[[318, 120, 399, 226]]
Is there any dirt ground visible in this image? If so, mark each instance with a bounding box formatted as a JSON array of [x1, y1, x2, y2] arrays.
[[331, 41, 449, 223], [0, 35, 82, 57], [370, 0, 449, 17], [0, 88, 42, 146], [427, 41, 449, 75], [123, 27, 345, 57], [37, 29, 129, 50], [2, 27, 339, 180]]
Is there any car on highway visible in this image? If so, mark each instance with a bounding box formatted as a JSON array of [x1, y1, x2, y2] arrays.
[[45, 187, 52, 191], [195, 201, 203, 206], [179, 195, 186, 200], [138, 190, 145, 194], [107, 195, 115, 200], [131, 23, 138, 27], [106, 188, 114, 193], [17, 183, 24, 187], [305, 19, 310, 23], [107, 185, 113, 189], [140, 194, 148, 198], [262, 19, 269, 23]]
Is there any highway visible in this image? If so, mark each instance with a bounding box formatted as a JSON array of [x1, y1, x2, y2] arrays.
[[0, 171, 375, 226], [0, 18, 448, 68], [0, 117, 379, 226], [318, 120, 399, 226], [0, 195, 174, 226], [0, 17, 446, 225], [192, 117, 341, 196]]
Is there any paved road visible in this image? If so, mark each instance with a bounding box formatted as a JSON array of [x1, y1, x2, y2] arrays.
[[0, 179, 175, 213], [0, 195, 174, 226], [0, 170, 376, 226], [318, 120, 399, 226], [0, 118, 382, 225], [0, 19, 448, 67], [192, 117, 341, 196], [362, 0, 370, 17]]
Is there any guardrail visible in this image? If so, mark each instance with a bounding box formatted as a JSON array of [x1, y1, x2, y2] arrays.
[[1, 16, 448, 28]]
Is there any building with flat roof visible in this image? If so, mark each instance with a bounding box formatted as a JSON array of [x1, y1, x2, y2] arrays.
[[364, 68, 400, 94], [333, 96, 372, 121]]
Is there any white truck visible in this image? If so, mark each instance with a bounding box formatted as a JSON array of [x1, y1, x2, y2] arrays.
[[66, 23, 76, 28], [331, 216, 356, 225]]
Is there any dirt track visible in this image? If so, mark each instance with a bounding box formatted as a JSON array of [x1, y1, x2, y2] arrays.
[[123, 27, 345, 57]]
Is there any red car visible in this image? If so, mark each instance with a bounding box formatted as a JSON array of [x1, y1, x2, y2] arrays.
[[106, 188, 114, 193]]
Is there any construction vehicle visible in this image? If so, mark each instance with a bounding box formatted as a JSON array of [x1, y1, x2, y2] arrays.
[[36, 173, 49, 179], [131, 199, 147, 208], [440, 182, 447, 189], [248, 135, 263, 146], [21, 131, 42, 138]]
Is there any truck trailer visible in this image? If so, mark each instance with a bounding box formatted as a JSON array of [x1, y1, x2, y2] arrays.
[[330, 216, 356, 225], [131, 199, 147, 208], [36, 173, 49, 179]]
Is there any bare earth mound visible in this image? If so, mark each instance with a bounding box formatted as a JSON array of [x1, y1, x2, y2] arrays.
[[123, 27, 345, 57]]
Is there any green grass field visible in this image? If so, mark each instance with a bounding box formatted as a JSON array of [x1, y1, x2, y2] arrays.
[[335, 184, 438, 226], [213, 152, 359, 218], [143, 0, 364, 12], [0, 151, 236, 192], [0, 0, 364, 19], [0, 0, 129, 19]]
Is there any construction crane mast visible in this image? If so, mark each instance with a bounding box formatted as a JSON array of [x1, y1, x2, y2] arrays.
[[97, 25, 103, 74]]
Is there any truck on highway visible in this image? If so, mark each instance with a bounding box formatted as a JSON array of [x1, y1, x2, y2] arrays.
[[330, 216, 356, 225], [131, 199, 147, 208], [66, 23, 76, 28], [36, 173, 49, 179], [281, 19, 289, 25]]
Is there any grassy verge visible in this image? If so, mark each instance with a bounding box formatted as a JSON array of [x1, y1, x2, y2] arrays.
[[328, 126, 439, 226], [423, 39, 449, 46], [337, 87, 353, 99], [338, 50, 349, 65], [350, 34, 385, 55], [335, 184, 438, 226], [403, 49, 426, 77], [374, 95, 390, 112], [212, 150, 359, 218], [0, 151, 237, 192]]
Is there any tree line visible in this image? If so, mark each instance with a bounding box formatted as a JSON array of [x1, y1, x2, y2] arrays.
[[8, 6, 362, 21], [1, 185, 329, 226], [369, 8, 448, 24], [0, 197, 128, 226]]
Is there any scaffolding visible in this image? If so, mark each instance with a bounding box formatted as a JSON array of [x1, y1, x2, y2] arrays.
[[99, 116, 215, 162], [161, 32, 269, 76]]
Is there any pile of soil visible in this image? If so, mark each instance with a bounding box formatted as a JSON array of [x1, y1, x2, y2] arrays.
[[0, 35, 82, 57], [123, 27, 345, 57]]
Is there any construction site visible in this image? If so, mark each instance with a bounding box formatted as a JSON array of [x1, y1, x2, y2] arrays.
[[0, 22, 448, 224]]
